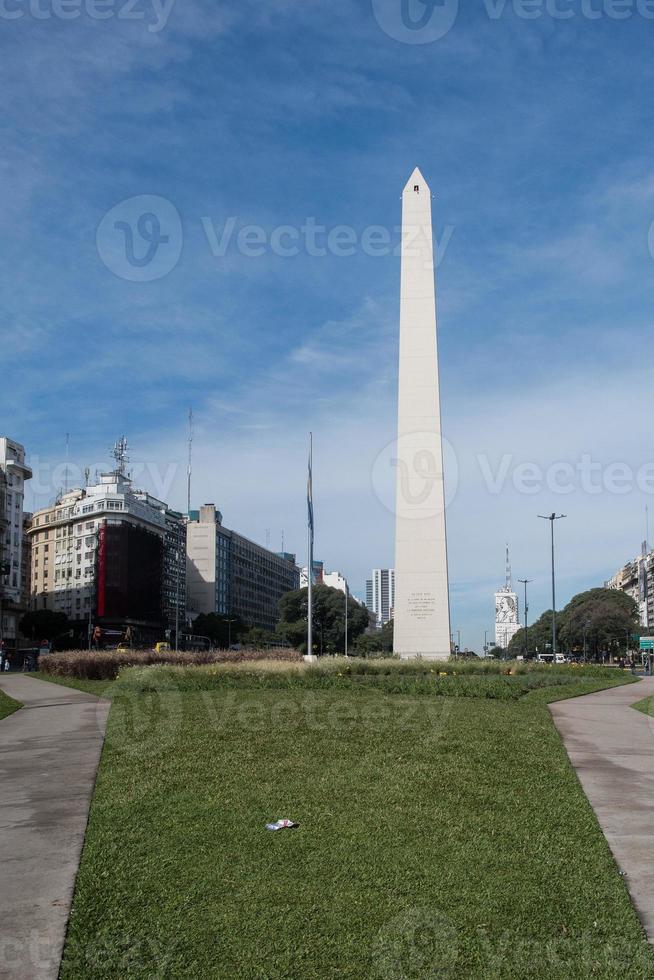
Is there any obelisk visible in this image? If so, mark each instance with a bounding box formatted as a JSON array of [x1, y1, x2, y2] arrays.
[[393, 167, 451, 660]]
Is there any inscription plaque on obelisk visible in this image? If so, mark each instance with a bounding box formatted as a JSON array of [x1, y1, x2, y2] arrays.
[[393, 167, 451, 660]]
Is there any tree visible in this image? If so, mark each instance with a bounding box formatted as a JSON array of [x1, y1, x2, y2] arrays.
[[506, 588, 639, 660], [19, 609, 70, 643], [278, 586, 369, 655], [189, 613, 245, 648], [507, 611, 564, 659], [487, 645, 505, 659], [559, 588, 638, 659], [352, 619, 394, 658]]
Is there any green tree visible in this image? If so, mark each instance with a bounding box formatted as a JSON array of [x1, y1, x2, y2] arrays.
[[278, 586, 369, 655], [487, 645, 505, 659], [507, 611, 564, 659], [352, 619, 394, 658], [189, 613, 244, 648], [559, 588, 638, 659], [507, 588, 639, 660], [19, 609, 70, 642]]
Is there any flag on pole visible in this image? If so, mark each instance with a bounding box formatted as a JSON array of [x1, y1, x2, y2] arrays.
[[307, 434, 314, 548]]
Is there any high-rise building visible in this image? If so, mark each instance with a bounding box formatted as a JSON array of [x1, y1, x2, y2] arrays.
[[186, 504, 300, 631], [299, 559, 324, 589], [494, 546, 521, 650], [393, 168, 451, 660], [606, 542, 654, 630], [28, 462, 186, 642], [0, 438, 32, 651], [367, 568, 395, 626]]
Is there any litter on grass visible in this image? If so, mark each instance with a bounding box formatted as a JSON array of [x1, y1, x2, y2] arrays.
[[265, 819, 299, 831]]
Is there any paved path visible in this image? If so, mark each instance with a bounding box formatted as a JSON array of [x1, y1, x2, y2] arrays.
[[551, 677, 654, 943], [0, 675, 109, 980]]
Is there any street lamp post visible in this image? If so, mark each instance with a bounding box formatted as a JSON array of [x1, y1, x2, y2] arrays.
[[582, 621, 590, 662], [344, 583, 349, 658], [518, 578, 532, 659], [538, 514, 566, 662]]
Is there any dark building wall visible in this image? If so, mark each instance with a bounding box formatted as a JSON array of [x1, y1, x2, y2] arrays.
[[97, 521, 163, 626], [163, 511, 186, 632], [223, 531, 299, 631]]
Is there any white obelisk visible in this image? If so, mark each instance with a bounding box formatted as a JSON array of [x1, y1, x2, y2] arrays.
[[393, 167, 451, 660]]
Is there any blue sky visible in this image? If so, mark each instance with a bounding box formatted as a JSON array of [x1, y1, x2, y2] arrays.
[[3, 0, 654, 649]]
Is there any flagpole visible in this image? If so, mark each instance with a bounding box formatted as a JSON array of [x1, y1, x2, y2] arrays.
[[307, 432, 313, 660], [344, 580, 348, 658]]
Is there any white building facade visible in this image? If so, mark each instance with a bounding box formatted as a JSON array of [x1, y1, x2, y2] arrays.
[[0, 437, 32, 649], [494, 546, 521, 650], [28, 470, 185, 636]]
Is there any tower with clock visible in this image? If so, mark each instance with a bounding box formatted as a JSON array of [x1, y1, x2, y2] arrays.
[[494, 545, 522, 650]]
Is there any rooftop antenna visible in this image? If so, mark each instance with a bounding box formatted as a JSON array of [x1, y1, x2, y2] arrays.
[[84, 466, 90, 487], [111, 436, 129, 477], [647, 505, 650, 554], [281, 529, 285, 552], [505, 543, 512, 591], [265, 529, 271, 548], [187, 407, 193, 515]]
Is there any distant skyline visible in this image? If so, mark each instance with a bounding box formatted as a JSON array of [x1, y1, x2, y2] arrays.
[[4, 2, 654, 650]]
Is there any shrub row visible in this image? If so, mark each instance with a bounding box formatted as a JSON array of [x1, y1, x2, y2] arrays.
[[39, 647, 300, 680], [116, 660, 619, 700]]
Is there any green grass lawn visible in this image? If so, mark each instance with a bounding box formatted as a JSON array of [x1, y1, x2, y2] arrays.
[[633, 693, 654, 717], [31, 671, 115, 698], [58, 669, 653, 979], [0, 686, 21, 720]]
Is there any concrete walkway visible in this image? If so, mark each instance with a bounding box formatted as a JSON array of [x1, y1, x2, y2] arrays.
[[0, 674, 109, 980], [551, 677, 654, 943]]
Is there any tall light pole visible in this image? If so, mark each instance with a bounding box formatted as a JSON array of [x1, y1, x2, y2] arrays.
[[518, 578, 532, 659], [344, 582, 349, 658], [538, 514, 566, 661], [307, 433, 314, 660], [583, 620, 591, 662]]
